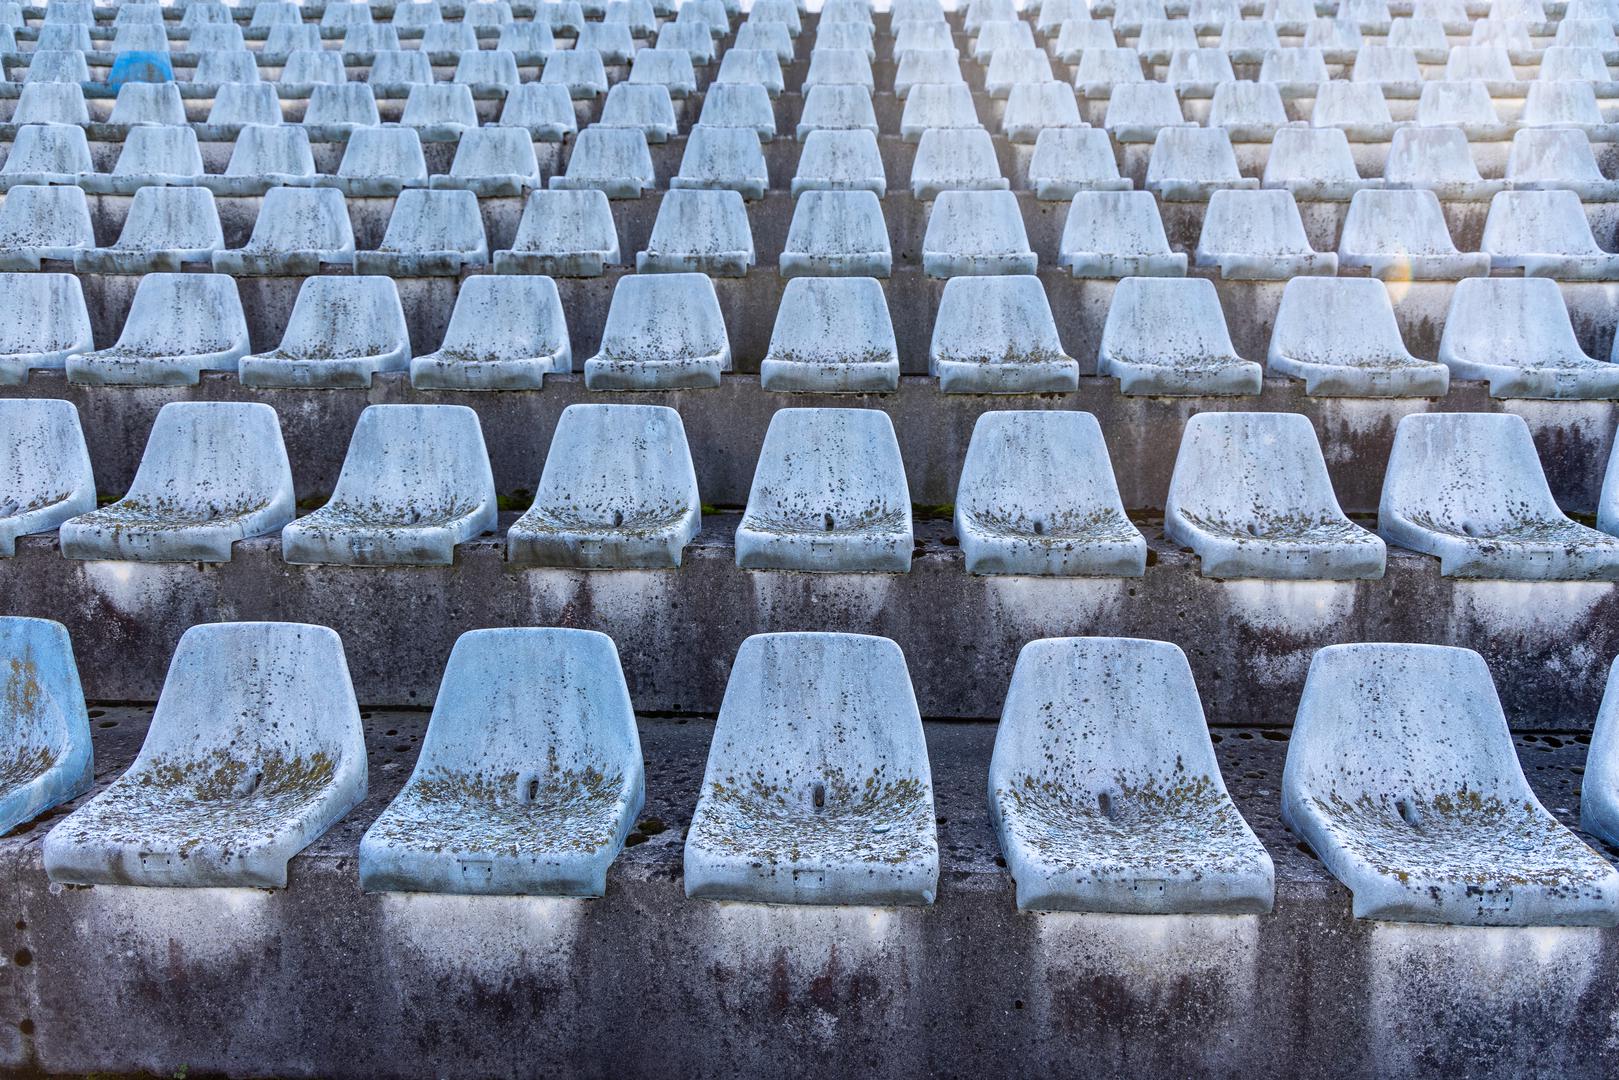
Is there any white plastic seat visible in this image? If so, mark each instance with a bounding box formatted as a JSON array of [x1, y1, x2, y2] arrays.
[[323, 126, 429, 196], [671, 125, 769, 200], [899, 83, 981, 141], [201, 124, 316, 197], [780, 190, 892, 277], [0, 185, 94, 270], [239, 276, 412, 389], [74, 185, 222, 274], [1383, 127, 1504, 201], [1267, 277, 1449, 396], [1104, 81, 1191, 143], [1194, 188, 1338, 279], [698, 83, 777, 141], [921, 190, 1036, 276], [1145, 127, 1259, 201], [930, 276, 1079, 394], [796, 85, 880, 141], [67, 273, 250, 386], [79, 125, 204, 195], [583, 273, 730, 390], [912, 127, 1008, 199], [1059, 190, 1187, 277], [429, 126, 541, 197], [1480, 189, 1619, 279], [1098, 277, 1262, 395], [1262, 127, 1378, 201], [548, 126, 655, 198], [1437, 278, 1619, 399], [1337, 189, 1490, 279], [1504, 129, 1619, 200], [0, 124, 91, 189], [637, 188, 755, 276], [1029, 127, 1132, 200], [1311, 80, 1400, 141], [494, 188, 621, 276], [354, 188, 488, 276], [760, 277, 899, 393], [212, 187, 356, 277], [627, 49, 698, 97], [792, 129, 885, 196], [1415, 80, 1509, 141], [0, 275, 91, 384], [410, 275, 570, 391]]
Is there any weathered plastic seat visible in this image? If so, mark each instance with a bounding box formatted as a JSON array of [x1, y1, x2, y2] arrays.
[[1445, 44, 1518, 90], [576, 21, 634, 63], [0, 124, 92, 190], [212, 187, 355, 277], [1166, 46, 1237, 95], [1522, 81, 1613, 136], [108, 82, 185, 127], [0, 273, 86, 386], [536, 0, 587, 35], [24, 51, 90, 85], [1146, 127, 1258, 202], [930, 276, 1078, 394], [401, 83, 479, 138], [10, 84, 89, 127], [549, 126, 655, 198], [43, 622, 367, 889], [0, 186, 93, 271], [655, 21, 716, 64], [67, 273, 249, 387], [1028, 127, 1132, 200], [815, 22, 875, 60], [584, 273, 730, 390], [1099, 277, 1261, 395], [910, 127, 1007, 200], [1194, 188, 1337, 279], [358, 628, 643, 895], [699, 83, 777, 140], [263, 22, 323, 59], [190, 48, 260, 84], [301, 84, 381, 140], [1136, 16, 1198, 63], [1258, 45, 1331, 97], [984, 46, 1054, 98], [966, 0, 1017, 30], [899, 83, 981, 142], [1207, 81, 1293, 142], [955, 412, 1143, 575], [1000, 80, 1082, 144], [1538, 45, 1616, 86], [780, 189, 892, 277], [428, 126, 541, 197], [80, 126, 201, 199], [804, 47, 873, 92], [1479, 190, 1619, 280], [1380, 412, 1619, 578], [685, 632, 936, 904], [1383, 127, 1503, 201], [1311, 80, 1399, 141], [991, 636, 1271, 912], [0, 617, 90, 833], [670, 125, 769, 200], [792, 128, 884, 196], [1268, 278, 1448, 396], [1075, 49, 1150, 103], [1054, 19, 1117, 64], [1306, 17, 1368, 61], [1059, 190, 1187, 278], [1416, 81, 1508, 140], [1388, 15, 1451, 61], [1166, 412, 1385, 579], [354, 188, 488, 276], [716, 47, 785, 96], [280, 49, 349, 95], [239, 276, 412, 389], [637, 188, 755, 276], [735, 19, 791, 60], [201, 124, 315, 196], [32, 26, 88, 54], [598, 82, 678, 142], [494, 188, 620, 277], [1104, 82, 1192, 143], [411, 275, 570, 391], [1583, 657, 1619, 848], [893, 48, 965, 97], [1111, 0, 1168, 32], [341, 23, 400, 60], [1557, 15, 1619, 51], [507, 404, 700, 566], [419, 21, 477, 58], [59, 402, 294, 562], [495, 83, 576, 142], [1222, 18, 1282, 63], [499, 21, 558, 62], [1337, 189, 1490, 279], [1261, 126, 1377, 201], [1352, 44, 1422, 96], [323, 126, 429, 197], [737, 408, 911, 572], [368, 49, 433, 94], [0, 400, 93, 554], [203, 83, 284, 133], [974, 18, 1038, 61], [453, 49, 520, 93], [1505, 129, 1619, 200], [281, 405, 496, 567], [74, 185, 222, 274], [760, 276, 898, 393], [922, 190, 1036, 277], [1437, 278, 1619, 399], [1283, 643, 1619, 925]]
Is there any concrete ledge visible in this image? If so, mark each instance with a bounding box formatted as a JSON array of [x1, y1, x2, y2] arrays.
[[1, 707, 1615, 1078], [0, 372, 1611, 517], [5, 515, 1619, 725]]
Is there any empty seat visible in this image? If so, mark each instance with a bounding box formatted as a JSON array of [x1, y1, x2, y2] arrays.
[[1584, 658, 1619, 848], [42, 622, 367, 888], [341, 23, 400, 59], [204, 83, 284, 132], [1383, 127, 1503, 201], [1352, 44, 1423, 95], [203, 124, 316, 196], [497, 83, 578, 142], [699, 83, 777, 141], [281, 405, 496, 567], [0, 124, 92, 189], [716, 48, 785, 96], [212, 187, 355, 277], [1505, 129, 1619, 201], [67, 273, 250, 387], [500, 21, 558, 61], [429, 126, 541, 197], [1283, 643, 1619, 924], [59, 402, 294, 562], [637, 189, 755, 276], [1258, 45, 1331, 97], [369, 50, 433, 93], [898, 83, 982, 142], [1099, 277, 1262, 395], [302, 83, 381, 137], [1137, 17, 1198, 63], [975, 18, 1038, 61], [991, 637, 1271, 911], [1056, 22, 1120, 65], [577, 20, 634, 63], [1337, 189, 1490, 279], [358, 628, 644, 895], [75, 186, 222, 274], [955, 413, 1144, 576], [1311, 80, 1400, 141], [671, 126, 769, 200], [1166, 412, 1385, 579], [25, 51, 90, 85], [411, 276, 570, 391], [685, 633, 937, 905], [75, 125, 201, 195], [549, 126, 655, 198], [401, 83, 479, 138], [1166, 46, 1237, 94], [1388, 16, 1451, 61], [791, 129, 884, 196], [1262, 127, 1377, 201], [0, 401, 93, 554], [736, 21, 792, 58], [1059, 190, 1188, 278], [584, 273, 729, 390], [760, 277, 898, 393], [1379, 412, 1619, 578], [1028, 127, 1133, 200], [1001, 81, 1082, 145], [796, 85, 879, 141], [420, 21, 477, 57], [325, 126, 429, 196], [1444, 44, 1517, 87], [1438, 278, 1619, 399], [495, 189, 620, 276], [1268, 278, 1449, 397], [108, 82, 185, 127], [930, 276, 1078, 394], [453, 49, 520, 92], [239, 276, 412, 389], [1416, 81, 1508, 140], [280, 49, 348, 92], [355, 188, 488, 276], [922, 190, 1036, 277], [599, 82, 679, 142], [1538, 45, 1615, 85], [737, 409, 911, 572], [507, 404, 700, 567], [10, 84, 89, 128], [1222, 18, 1282, 62], [655, 21, 716, 64], [780, 190, 893, 277], [985, 47, 1055, 98], [1146, 128, 1258, 202], [1104, 82, 1191, 143], [805, 47, 873, 91], [1480, 190, 1619, 280], [0, 186, 94, 270], [912, 128, 1008, 199], [0, 618, 92, 831], [1522, 81, 1612, 134], [1208, 82, 1293, 143], [1195, 188, 1338, 279], [894, 48, 965, 97]]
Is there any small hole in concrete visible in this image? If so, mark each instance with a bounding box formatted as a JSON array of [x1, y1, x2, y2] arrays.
[[1032, 520, 1044, 536], [812, 782, 826, 809]]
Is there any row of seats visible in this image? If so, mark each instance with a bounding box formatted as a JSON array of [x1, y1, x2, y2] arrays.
[[8, 617, 1619, 923], [7, 396, 1619, 579]]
